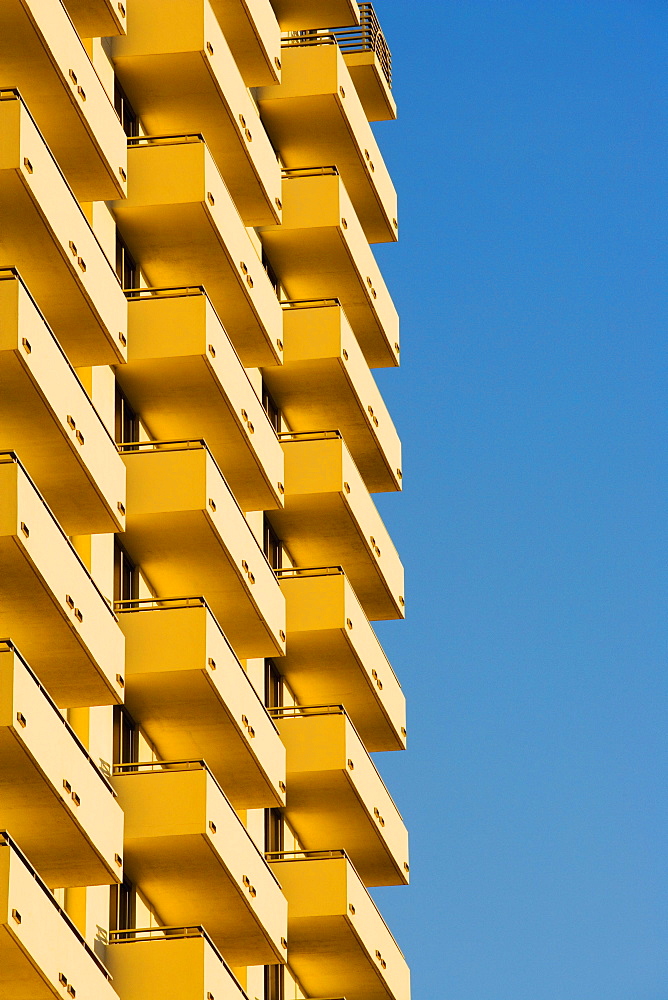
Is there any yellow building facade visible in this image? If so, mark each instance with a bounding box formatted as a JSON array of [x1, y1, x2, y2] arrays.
[[0, 2, 408, 999]]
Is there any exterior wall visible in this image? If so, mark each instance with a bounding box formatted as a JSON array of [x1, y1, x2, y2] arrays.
[[0, 3, 407, 1000]]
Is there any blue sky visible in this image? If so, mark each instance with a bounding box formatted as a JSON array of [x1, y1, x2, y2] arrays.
[[365, 3, 667, 998]]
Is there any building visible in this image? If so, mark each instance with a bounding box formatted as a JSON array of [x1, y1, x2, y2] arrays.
[[0, 1, 408, 999]]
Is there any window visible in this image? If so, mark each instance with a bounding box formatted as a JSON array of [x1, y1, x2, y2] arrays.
[[264, 964, 284, 1000], [115, 233, 137, 291], [112, 705, 138, 767], [114, 537, 138, 604], [262, 382, 281, 433], [263, 516, 282, 570], [114, 79, 139, 138], [109, 877, 136, 932], [264, 807, 284, 854], [115, 385, 138, 445], [261, 247, 280, 296], [264, 658, 283, 709]]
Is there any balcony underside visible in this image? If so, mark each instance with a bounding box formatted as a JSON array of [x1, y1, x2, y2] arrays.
[[124, 667, 284, 808], [115, 199, 282, 367], [0, 351, 124, 535], [0, 0, 126, 202], [280, 627, 405, 751], [270, 492, 404, 621], [118, 289, 284, 510], [210, 0, 281, 86], [0, 729, 118, 888], [123, 510, 283, 658], [0, 538, 123, 707], [262, 224, 398, 369], [284, 767, 408, 886], [0, 927, 68, 1000], [112, 36, 280, 227], [278, 569, 407, 751], [264, 302, 402, 491], [0, 170, 126, 368], [123, 834, 283, 966], [62, 0, 127, 38], [270, 0, 359, 30]]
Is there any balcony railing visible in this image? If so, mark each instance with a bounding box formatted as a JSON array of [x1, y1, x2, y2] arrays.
[[281, 5, 391, 87], [332, 4, 391, 87], [108, 924, 250, 1000], [109, 925, 245, 994]]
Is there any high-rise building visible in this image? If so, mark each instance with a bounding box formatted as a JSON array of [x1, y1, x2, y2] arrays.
[[0, 2, 408, 999]]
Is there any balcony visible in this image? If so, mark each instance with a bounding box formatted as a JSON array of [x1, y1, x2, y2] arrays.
[[116, 597, 286, 809], [271, 0, 359, 30], [277, 566, 406, 752], [0, 833, 117, 1000], [268, 432, 404, 621], [0, 270, 126, 535], [0, 0, 126, 201], [62, 0, 126, 38], [112, 0, 281, 226], [210, 0, 281, 86], [108, 926, 250, 1000], [270, 706, 409, 886], [120, 441, 286, 659], [117, 287, 284, 511], [257, 39, 397, 243], [263, 298, 401, 492], [0, 92, 127, 366], [0, 641, 123, 888], [113, 761, 288, 966], [0, 453, 125, 708], [113, 136, 282, 367], [267, 851, 410, 1000], [330, 3, 397, 121], [261, 169, 398, 368]]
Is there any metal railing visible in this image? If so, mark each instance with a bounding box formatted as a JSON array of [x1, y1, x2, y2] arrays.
[[281, 4, 392, 88], [127, 132, 204, 147], [281, 296, 342, 310], [124, 283, 207, 300], [332, 4, 391, 88], [282, 165, 339, 179], [117, 437, 208, 453], [277, 429, 342, 442], [275, 565, 345, 580], [268, 703, 346, 720], [265, 848, 348, 863]]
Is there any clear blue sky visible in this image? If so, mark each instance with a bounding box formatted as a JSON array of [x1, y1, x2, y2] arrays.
[[366, 3, 667, 998]]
